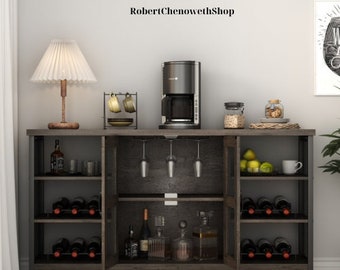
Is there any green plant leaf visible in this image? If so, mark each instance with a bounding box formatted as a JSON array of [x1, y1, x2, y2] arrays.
[[319, 160, 340, 174]]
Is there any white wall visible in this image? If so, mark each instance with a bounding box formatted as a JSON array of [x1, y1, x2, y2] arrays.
[[18, 0, 340, 268]]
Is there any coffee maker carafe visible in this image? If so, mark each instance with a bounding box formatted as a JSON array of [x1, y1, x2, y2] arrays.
[[159, 61, 201, 129]]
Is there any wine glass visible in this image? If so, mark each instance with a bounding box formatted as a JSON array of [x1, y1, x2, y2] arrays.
[[166, 140, 176, 178], [140, 140, 149, 178], [194, 140, 202, 178]]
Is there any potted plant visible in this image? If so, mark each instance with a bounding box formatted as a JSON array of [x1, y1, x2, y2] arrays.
[[320, 128, 340, 174]]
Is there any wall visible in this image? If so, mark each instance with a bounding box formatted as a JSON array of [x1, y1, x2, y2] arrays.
[[18, 0, 340, 269]]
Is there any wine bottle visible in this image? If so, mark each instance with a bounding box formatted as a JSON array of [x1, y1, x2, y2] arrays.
[[87, 195, 100, 216], [52, 238, 69, 258], [257, 196, 273, 216], [52, 197, 69, 215], [274, 237, 292, 259], [242, 197, 256, 215], [50, 139, 64, 175], [70, 197, 85, 215], [139, 208, 151, 258], [87, 236, 101, 258], [257, 238, 274, 259], [124, 224, 139, 259], [241, 238, 256, 259], [274, 195, 291, 216], [70, 237, 86, 258]]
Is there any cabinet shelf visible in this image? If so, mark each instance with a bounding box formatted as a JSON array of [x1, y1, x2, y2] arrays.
[[34, 176, 102, 181], [240, 213, 308, 223], [118, 193, 224, 202], [240, 175, 308, 181]]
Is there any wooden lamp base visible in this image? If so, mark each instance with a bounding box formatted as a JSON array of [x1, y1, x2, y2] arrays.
[[48, 122, 79, 129]]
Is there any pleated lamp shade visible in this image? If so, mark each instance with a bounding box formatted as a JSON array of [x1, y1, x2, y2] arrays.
[[31, 39, 96, 83], [31, 40, 97, 129]]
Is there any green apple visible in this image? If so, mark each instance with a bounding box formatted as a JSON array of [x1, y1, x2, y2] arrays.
[[247, 159, 261, 173], [260, 161, 274, 173], [240, 159, 248, 172], [243, 148, 256, 161]]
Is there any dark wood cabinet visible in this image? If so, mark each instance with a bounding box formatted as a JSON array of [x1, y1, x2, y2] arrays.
[[27, 128, 314, 270]]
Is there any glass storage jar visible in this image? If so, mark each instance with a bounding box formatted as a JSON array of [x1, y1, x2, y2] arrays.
[[265, 99, 284, 118], [224, 102, 245, 129]]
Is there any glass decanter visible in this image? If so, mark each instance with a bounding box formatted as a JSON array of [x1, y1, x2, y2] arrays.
[[172, 220, 193, 262], [148, 216, 171, 261]]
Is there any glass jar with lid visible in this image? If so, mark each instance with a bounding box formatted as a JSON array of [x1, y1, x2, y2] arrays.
[[265, 99, 284, 118], [224, 102, 245, 129]]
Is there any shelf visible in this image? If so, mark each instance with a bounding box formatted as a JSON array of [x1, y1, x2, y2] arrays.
[[34, 213, 101, 223], [118, 193, 224, 202], [240, 213, 308, 223], [240, 175, 308, 181], [34, 176, 101, 181]]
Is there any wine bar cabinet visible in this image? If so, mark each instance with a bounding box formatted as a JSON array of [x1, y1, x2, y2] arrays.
[[27, 128, 314, 270]]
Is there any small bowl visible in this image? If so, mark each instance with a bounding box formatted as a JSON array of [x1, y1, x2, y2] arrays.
[[107, 118, 133, 127]]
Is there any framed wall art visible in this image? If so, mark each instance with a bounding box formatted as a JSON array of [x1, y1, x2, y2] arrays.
[[315, 1, 340, 95]]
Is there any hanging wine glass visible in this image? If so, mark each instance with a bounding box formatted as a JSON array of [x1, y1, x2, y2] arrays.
[[166, 140, 176, 178], [194, 140, 202, 178], [140, 140, 149, 178]]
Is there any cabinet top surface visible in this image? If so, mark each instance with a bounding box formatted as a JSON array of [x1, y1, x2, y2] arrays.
[[27, 128, 315, 137]]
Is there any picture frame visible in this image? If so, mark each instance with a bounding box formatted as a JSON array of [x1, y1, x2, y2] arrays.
[[315, 0, 340, 95]]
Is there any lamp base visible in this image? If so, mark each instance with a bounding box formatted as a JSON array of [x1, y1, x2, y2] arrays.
[[48, 122, 80, 129]]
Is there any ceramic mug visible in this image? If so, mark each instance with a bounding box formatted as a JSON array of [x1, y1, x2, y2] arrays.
[[282, 160, 303, 175], [108, 93, 121, 113], [123, 93, 136, 113]]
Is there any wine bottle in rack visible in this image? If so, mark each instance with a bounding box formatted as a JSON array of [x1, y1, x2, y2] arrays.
[[52, 197, 69, 215], [87, 236, 101, 259], [274, 195, 291, 216], [139, 208, 151, 258], [70, 237, 86, 258], [87, 195, 100, 216], [50, 139, 64, 175], [52, 238, 69, 258], [70, 197, 85, 215], [274, 237, 292, 259], [242, 197, 256, 215], [240, 238, 256, 259], [257, 196, 273, 216], [124, 224, 139, 259], [257, 238, 274, 259]]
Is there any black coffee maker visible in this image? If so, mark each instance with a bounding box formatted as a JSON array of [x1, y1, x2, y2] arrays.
[[159, 61, 201, 129]]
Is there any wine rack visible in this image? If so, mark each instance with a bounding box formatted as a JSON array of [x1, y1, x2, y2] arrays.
[[28, 128, 314, 270]]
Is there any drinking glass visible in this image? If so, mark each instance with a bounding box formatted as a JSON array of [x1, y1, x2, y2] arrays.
[[194, 140, 202, 178], [140, 140, 149, 178]]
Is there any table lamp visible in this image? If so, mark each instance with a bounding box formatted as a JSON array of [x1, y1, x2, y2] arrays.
[[31, 39, 96, 129]]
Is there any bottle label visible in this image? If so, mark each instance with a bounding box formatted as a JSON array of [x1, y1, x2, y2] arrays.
[[140, 240, 148, 252], [56, 157, 64, 170]]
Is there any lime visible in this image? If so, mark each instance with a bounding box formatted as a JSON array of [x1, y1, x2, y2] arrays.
[[260, 162, 274, 173]]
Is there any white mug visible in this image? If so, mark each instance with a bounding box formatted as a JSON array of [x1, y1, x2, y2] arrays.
[[282, 160, 303, 175]]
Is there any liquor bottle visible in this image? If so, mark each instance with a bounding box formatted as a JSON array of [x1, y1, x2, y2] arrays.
[[87, 236, 101, 259], [274, 237, 292, 259], [242, 197, 256, 215], [192, 211, 218, 261], [148, 216, 171, 261], [257, 238, 274, 259], [52, 238, 69, 258], [257, 196, 273, 216], [87, 195, 100, 216], [240, 238, 256, 259], [52, 197, 69, 215], [172, 220, 193, 261], [50, 139, 64, 175], [139, 208, 151, 258], [70, 197, 85, 215], [70, 237, 86, 258], [125, 225, 139, 259], [274, 195, 291, 216]]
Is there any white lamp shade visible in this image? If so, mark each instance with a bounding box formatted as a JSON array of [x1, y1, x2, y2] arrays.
[[31, 39, 97, 83]]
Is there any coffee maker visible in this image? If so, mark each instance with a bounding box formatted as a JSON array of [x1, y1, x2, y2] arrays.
[[159, 61, 201, 129]]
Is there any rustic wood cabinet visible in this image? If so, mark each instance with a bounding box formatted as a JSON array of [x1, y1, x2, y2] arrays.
[[27, 128, 314, 270]]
